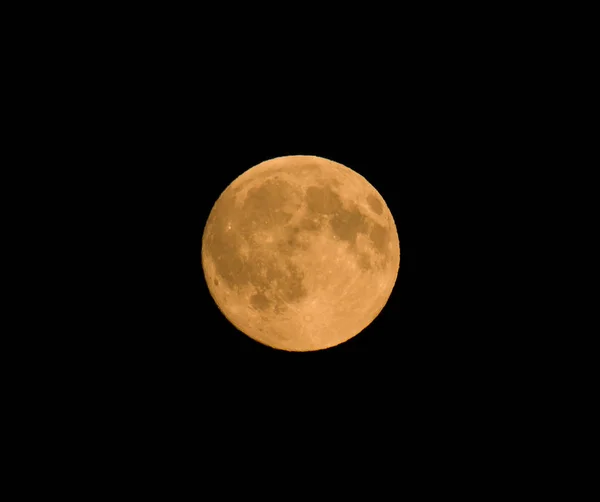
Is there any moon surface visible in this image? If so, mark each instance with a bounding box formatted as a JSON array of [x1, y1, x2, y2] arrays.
[[201, 155, 400, 351]]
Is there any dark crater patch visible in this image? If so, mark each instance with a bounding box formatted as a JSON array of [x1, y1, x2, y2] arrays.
[[303, 184, 371, 246], [244, 179, 297, 224], [366, 194, 383, 215], [277, 224, 310, 256], [278, 262, 307, 303], [250, 292, 271, 311], [305, 185, 342, 215], [298, 216, 321, 232], [357, 252, 372, 270], [249, 256, 308, 313], [369, 223, 389, 256], [330, 206, 370, 245]]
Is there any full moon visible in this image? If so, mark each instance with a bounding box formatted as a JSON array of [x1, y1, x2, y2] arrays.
[[201, 155, 400, 351]]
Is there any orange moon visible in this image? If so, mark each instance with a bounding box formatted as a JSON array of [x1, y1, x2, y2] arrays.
[[201, 155, 400, 351]]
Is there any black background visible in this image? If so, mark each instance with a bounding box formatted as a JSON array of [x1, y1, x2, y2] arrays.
[[84, 81, 427, 401], [18, 7, 560, 484], [48, 11, 519, 411], [58, 15, 487, 405], [122, 111, 420, 364], [52, 9, 519, 414], [77, 36, 429, 368]]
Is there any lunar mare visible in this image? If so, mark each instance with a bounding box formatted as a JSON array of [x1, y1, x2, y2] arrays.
[[202, 155, 400, 351]]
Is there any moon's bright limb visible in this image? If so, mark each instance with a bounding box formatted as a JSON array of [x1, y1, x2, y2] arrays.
[[202, 155, 400, 351]]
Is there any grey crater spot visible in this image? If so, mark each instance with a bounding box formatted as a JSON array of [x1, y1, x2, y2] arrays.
[[276, 263, 308, 304], [330, 206, 370, 245], [238, 179, 302, 234], [366, 194, 383, 215], [305, 185, 342, 215], [369, 223, 389, 255], [298, 216, 321, 232], [250, 292, 271, 311], [277, 227, 309, 255], [303, 184, 371, 246], [357, 252, 372, 270]]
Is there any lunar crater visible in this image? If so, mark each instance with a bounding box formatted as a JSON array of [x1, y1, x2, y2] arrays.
[[366, 194, 383, 215]]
